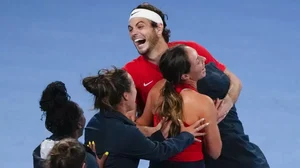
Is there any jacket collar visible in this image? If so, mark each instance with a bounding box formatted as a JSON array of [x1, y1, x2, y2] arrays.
[[100, 109, 136, 126]]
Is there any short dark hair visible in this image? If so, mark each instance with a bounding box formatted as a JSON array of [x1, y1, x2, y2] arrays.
[[134, 2, 171, 42], [39, 81, 82, 136], [82, 67, 132, 111]]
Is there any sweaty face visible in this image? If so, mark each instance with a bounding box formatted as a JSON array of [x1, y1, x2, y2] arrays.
[[185, 46, 206, 81], [128, 17, 159, 55]]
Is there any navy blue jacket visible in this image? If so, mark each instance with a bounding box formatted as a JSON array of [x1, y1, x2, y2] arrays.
[[84, 109, 194, 168], [32, 135, 99, 168], [197, 63, 270, 168]]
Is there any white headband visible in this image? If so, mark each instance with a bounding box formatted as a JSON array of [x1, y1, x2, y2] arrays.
[[129, 8, 163, 25]]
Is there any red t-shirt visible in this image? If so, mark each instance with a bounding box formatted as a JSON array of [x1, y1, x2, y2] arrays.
[[123, 40, 226, 110]]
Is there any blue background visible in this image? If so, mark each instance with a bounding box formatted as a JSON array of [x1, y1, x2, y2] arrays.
[[0, 0, 299, 167]]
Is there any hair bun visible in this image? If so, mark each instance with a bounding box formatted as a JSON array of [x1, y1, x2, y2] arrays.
[[39, 81, 70, 112], [82, 76, 101, 97]]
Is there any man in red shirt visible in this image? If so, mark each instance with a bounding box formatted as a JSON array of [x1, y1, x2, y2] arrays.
[[124, 3, 240, 120], [123, 2, 269, 168]]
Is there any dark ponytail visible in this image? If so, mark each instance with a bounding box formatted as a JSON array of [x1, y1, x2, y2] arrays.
[[158, 81, 183, 136], [158, 44, 191, 137]]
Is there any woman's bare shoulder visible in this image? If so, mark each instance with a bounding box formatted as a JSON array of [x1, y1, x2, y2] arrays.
[[153, 79, 166, 89], [181, 89, 214, 107], [149, 79, 166, 96]]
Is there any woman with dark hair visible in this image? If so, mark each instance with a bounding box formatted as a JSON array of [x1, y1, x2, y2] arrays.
[[32, 81, 106, 168], [82, 67, 207, 168], [136, 44, 222, 168]]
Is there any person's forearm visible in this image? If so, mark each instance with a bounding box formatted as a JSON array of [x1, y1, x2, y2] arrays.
[[224, 69, 242, 103], [136, 125, 158, 137], [227, 80, 242, 103]]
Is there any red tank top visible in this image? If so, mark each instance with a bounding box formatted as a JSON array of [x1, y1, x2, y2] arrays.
[[153, 83, 204, 162]]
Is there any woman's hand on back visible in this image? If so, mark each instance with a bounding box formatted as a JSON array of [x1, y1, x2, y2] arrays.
[[178, 118, 209, 143]]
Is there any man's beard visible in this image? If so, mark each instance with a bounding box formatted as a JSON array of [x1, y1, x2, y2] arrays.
[[137, 33, 159, 55]]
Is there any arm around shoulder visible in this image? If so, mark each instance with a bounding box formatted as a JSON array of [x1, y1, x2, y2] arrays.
[[122, 126, 194, 161]]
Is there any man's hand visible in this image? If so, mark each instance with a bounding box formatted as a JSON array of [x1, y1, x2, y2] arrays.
[[214, 95, 233, 123]]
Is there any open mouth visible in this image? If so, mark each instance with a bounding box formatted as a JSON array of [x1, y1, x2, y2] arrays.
[[134, 39, 146, 46]]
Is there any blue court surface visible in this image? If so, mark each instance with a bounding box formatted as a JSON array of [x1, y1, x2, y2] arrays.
[[0, 0, 299, 167]]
